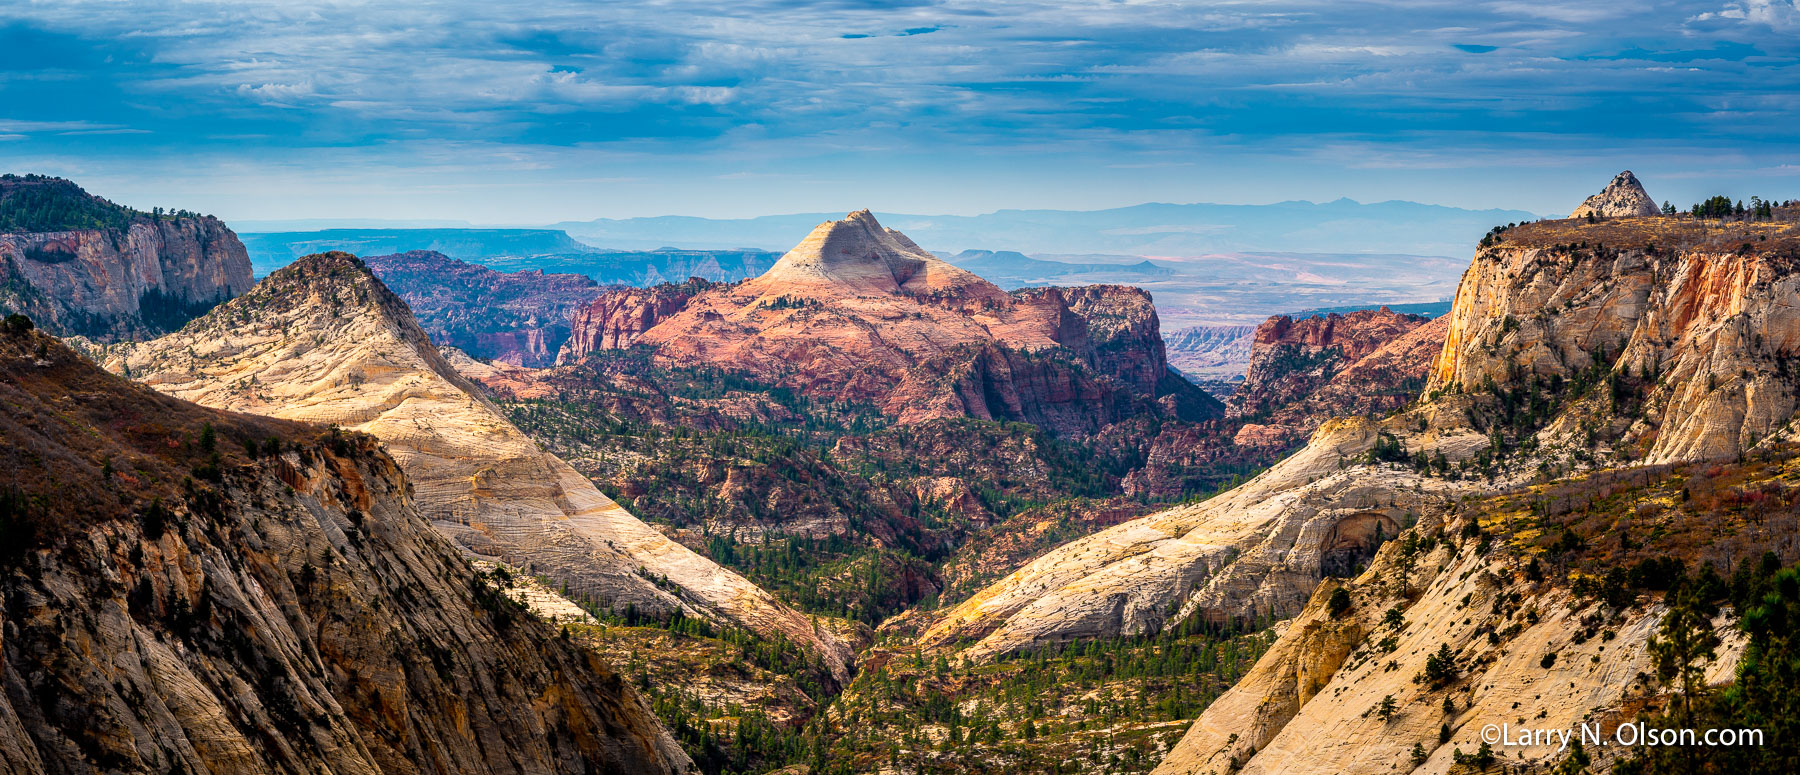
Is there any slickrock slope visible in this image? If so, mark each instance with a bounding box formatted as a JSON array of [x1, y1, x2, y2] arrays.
[[102, 252, 852, 682], [1569, 170, 1660, 218], [365, 250, 604, 367], [556, 210, 1219, 435], [1145, 203, 1800, 775], [0, 322, 689, 774], [0, 175, 252, 338], [926, 194, 1800, 668], [921, 417, 1449, 659], [1153, 450, 1792, 775]]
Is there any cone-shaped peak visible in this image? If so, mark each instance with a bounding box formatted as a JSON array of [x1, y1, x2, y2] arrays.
[[245, 251, 416, 322], [1570, 170, 1659, 218], [753, 210, 998, 297]]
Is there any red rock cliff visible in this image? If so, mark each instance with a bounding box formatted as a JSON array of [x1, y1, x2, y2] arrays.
[[0, 176, 252, 339]]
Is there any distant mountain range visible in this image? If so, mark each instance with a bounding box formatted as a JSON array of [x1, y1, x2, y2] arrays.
[[478, 249, 782, 286], [941, 250, 1176, 288], [549, 199, 1539, 257], [237, 228, 598, 274]]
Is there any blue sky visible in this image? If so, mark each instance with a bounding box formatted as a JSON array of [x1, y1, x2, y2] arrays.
[[1, 0, 1797, 223]]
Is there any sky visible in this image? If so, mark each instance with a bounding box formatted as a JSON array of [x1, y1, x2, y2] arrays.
[[1, 0, 1798, 223]]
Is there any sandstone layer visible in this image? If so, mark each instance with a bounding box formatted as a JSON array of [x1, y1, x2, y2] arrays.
[[1428, 216, 1800, 463], [103, 252, 852, 682], [0, 324, 689, 774]]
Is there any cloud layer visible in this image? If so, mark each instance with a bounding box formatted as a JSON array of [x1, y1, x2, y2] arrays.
[[1, 1, 1797, 221]]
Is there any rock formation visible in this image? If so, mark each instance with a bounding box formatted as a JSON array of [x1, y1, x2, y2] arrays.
[[1569, 170, 1660, 219], [1224, 308, 1444, 446], [0, 322, 690, 774], [0, 175, 253, 339], [556, 210, 1219, 435], [1151, 452, 1781, 775], [103, 252, 852, 683], [557, 279, 713, 362], [365, 250, 605, 367], [925, 187, 1800, 665], [1428, 215, 1800, 463]]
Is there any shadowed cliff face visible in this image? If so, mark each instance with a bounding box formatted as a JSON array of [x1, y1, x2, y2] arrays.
[[0, 177, 252, 340], [0, 324, 690, 775], [555, 211, 1220, 436], [100, 252, 853, 685]]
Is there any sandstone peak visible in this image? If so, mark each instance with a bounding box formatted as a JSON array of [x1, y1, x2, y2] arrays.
[[751, 209, 996, 297], [1569, 169, 1659, 218]]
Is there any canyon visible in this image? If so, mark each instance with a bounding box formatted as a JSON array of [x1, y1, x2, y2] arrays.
[[7, 170, 1797, 775], [366, 249, 605, 367]]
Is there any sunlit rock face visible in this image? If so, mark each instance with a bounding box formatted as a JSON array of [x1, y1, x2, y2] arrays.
[[1569, 170, 1660, 219], [0, 177, 253, 339]]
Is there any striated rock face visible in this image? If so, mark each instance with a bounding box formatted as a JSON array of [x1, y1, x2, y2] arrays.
[[557, 279, 712, 363], [1224, 309, 1445, 447], [1427, 216, 1800, 463], [366, 250, 604, 367], [103, 252, 852, 683], [1569, 169, 1660, 219], [1163, 324, 1257, 380], [927, 192, 1800, 664], [0, 325, 689, 774], [0, 177, 252, 339], [557, 210, 1218, 435]]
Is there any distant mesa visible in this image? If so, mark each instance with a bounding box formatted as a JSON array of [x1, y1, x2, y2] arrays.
[[1569, 169, 1660, 219]]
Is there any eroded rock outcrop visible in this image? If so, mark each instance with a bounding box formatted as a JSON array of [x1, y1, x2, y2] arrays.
[[1225, 307, 1441, 446], [1569, 170, 1660, 219], [102, 252, 852, 683], [0, 176, 252, 339], [0, 324, 689, 774], [557, 279, 712, 363], [1428, 215, 1800, 463]]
